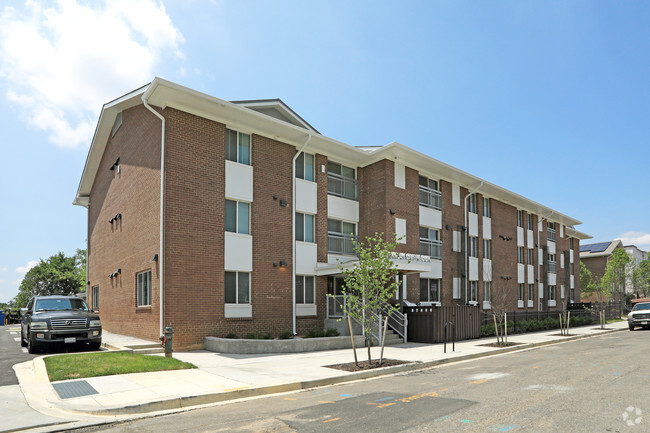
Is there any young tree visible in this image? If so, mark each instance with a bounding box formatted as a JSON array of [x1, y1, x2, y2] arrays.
[[489, 283, 511, 346], [602, 248, 631, 316], [633, 257, 650, 298], [339, 233, 401, 366], [12, 250, 87, 308]]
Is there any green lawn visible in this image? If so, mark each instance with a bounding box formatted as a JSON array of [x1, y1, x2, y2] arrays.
[[44, 352, 196, 382]]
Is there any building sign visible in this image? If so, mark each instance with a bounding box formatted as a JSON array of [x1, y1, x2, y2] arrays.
[[390, 252, 431, 263]]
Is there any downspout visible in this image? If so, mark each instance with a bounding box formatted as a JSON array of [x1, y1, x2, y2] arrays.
[[463, 182, 483, 304], [142, 90, 166, 338], [537, 211, 554, 312], [292, 134, 312, 335]]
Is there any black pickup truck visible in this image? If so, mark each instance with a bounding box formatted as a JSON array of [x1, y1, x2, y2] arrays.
[[21, 295, 102, 353]]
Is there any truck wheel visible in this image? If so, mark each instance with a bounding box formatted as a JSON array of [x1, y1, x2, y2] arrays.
[[27, 332, 38, 354], [88, 341, 101, 351], [20, 329, 27, 347], [629, 324, 635, 331]]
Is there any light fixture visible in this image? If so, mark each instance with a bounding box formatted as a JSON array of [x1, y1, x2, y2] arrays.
[[152, 254, 159, 261], [389, 209, 395, 215], [279, 260, 287, 268], [116, 268, 122, 274], [109, 273, 114, 279], [280, 199, 288, 207]]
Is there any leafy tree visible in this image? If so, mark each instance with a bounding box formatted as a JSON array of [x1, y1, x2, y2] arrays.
[[339, 233, 401, 366], [602, 248, 631, 316], [633, 257, 650, 298], [12, 250, 87, 308]]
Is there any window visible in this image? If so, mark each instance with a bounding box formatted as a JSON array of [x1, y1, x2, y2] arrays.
[[569, 262, 575, 275], [528, 284, 534, 302], [453, 230, 462, 252], [469, 281, 478, 302], [548, 285, 556, 301], [295, 152, 315, 182], [91, 285, 99, 310], [296, 275, 315, 304], [527, 214, 534, 230], [569, 237, 574, 249], [136, 270, 152, 307], [483, 239, 492, 260], [484, 281, 491, 302], [225, 200, 250, 234], [570, 287, 575, 302], [483, 197, 491, 217], [327, 161, 357, 200], [225, 271, 250, 304], [418, 176, 442, 210], [528, 248, 534, 265], [468, 194, 477, 214], [517, 210, 524, 227], [328, 219, 357, 255], [518, 284, 524, 302], [420, 278, 440, 303], [420, 227, 442, 259], [226, 129, 251, 165], [518, 247, 525, 264], [548, 253, 556, 273], [469, 236, 478, 258], [547, 222, 556, 242], [295, 213, 314, 242]]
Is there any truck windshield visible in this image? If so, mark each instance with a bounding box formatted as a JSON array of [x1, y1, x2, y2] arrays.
[[34, 298, 89, 312]]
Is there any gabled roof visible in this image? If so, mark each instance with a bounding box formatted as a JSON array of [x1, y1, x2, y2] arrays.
[[580, 240, 624, 258], [73, 77, 591, 238]]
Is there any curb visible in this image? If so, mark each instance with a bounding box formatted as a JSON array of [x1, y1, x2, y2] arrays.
[[45, 326, 625, 416]]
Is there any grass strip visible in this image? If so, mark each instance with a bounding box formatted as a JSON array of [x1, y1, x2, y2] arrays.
[[44, 351, 196, 382]]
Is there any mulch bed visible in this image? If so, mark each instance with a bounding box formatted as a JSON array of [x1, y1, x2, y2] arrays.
[[548, 333, 579, 337], [479, 342, 523, 348], [325, 359, 413, 372]]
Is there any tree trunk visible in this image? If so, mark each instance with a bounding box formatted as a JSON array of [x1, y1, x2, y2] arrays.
[[379, 316, 388, 366], [347, 315, 358, 367]]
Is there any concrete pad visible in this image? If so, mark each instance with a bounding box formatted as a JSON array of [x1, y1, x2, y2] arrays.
[[0, 385, 72, 433]]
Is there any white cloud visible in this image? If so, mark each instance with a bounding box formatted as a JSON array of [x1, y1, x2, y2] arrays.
[[617, 232, 650, 252], [0, 267, 8, 272], [0, 0, 184, 148], [15, 260, 39, 274]]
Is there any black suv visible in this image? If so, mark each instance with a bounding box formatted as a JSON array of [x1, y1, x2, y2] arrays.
[[21, 295, 102, 353]]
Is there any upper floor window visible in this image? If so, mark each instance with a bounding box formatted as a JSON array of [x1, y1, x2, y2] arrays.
[[469, 281, 478, 302], [483, 239, 492, 260], [420, 278, 440, 303], [225, 199, 250, 234], [569, 237, 574, 249], [419, 176, 441, 210], [226, 129, 251, 165], [296, 212, 315, 243], [548, 285, 556, 301], [420, 227, 442, 259], [469, 236, 478, 258], [483, 198, 491, 217], [136, 270, 152, 307], [527, 214, 534, 230], [518, 246, 525, 264], [468, 194, 478, 214], [528, 248, 534, 265], [547, 222, 556, 242], [91, 285, 99, 310], [517, 210, 524, 228], [328, 219, 357, 255], [528, 284, 534, 302], [295, 152, 315, 182], [518, 283, 525, 302], [327, 161, 357, 200], [548, 253, 557, 273]]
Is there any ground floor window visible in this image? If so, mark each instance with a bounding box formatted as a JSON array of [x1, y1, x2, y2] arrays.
[[548, 285, 556, 301], [528, 284, 534, 302], [483, 281, 491, 302], [518, 284, 524, 301], [136, 270, 152, 306], [420, 278, 440, 303], [296, 275, 315, 304], [225, 271, 250, 304], [469, 281, 477, 302], [91, 285, 99, 310]]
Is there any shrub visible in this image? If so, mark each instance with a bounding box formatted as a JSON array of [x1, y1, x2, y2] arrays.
[[245, 331, 272, 340], [305, 328, 325, 338], [278, 330, 293, 340], [225, 332, 238, 339], [325, 327, 340, 337]]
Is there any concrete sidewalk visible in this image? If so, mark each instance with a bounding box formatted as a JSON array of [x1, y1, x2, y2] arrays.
[[12, 321, 628, 424]]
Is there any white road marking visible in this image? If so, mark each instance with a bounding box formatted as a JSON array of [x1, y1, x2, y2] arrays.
[[10, 331, 18, 335], [21, 348, 27, 353], [13, 337, 21, 342], [467, 372, 509, 381]]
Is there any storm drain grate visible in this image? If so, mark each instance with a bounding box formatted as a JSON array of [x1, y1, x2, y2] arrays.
[[52, 380, 98, 399]]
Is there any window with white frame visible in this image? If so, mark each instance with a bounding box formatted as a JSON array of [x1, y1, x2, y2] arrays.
[[469, 281, 478, 302], [518, 247, 525, 264], [484, 281, 491, 302], [296, 275, 315, 304], [527, 213, 534, 230], [528, 284, 534, 302], [483, 197, 491, 217], [570, 287, 575, 302], [518, 283, 524, 302], [295, 152, 315, 182], [225, 199, 250, 234], [420, 278, 440, 303], [517, 210, 524, 227], [136, 270, 152, 307], [483, 239, 491, 260], [547, 222, 556, 242], [327, 161, 357, 200], [528, 248, 534, 265], [328, 219, 357, 255], [420, 227, 442, 259], [548, 285, 556, 301], [226, 129, 251, 165], [569, 237, 574, 249], [418, 176, 442, 210], [225, 271, 250, 304], [469, 236, 478, 258], [91, 285, 99, 310], [468, 194, 478, 214], [548, 253, 557, 273], [295, 212, 315, 242]]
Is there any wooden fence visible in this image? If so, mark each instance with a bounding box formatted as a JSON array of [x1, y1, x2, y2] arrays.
[[405, 306, 481, 344]]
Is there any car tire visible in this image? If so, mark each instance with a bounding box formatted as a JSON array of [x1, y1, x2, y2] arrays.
[[27, 332, 38, 354], [629, 324, 635, 331], [88, 341, 101, 351], [20, 329, 27, 347]]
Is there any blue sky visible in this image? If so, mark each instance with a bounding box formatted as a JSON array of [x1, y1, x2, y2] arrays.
[[1, 0, 649, 303]]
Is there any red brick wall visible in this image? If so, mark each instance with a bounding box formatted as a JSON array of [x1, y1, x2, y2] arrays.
[[88, 104, 161, 342]]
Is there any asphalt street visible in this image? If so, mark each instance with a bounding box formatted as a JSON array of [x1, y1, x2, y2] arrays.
[[70, 329, 650, 433]]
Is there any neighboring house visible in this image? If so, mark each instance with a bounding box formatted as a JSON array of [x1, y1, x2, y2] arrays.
[[73, 78, 591, 350]]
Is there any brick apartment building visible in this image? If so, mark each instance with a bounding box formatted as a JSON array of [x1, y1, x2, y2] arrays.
[[74, 78, 591, 349]]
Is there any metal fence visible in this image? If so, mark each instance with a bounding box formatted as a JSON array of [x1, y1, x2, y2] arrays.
[[480, 302, 623, 327]]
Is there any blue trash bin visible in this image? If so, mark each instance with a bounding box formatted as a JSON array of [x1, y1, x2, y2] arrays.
[[0, 312, 5, 326]]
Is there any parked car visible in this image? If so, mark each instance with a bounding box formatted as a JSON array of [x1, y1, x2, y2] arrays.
[[20, 295, 102, 353], [627, 302, 650, 331]]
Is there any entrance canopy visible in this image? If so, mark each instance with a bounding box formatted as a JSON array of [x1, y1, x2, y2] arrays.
[[314, 253, 434, 276]]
